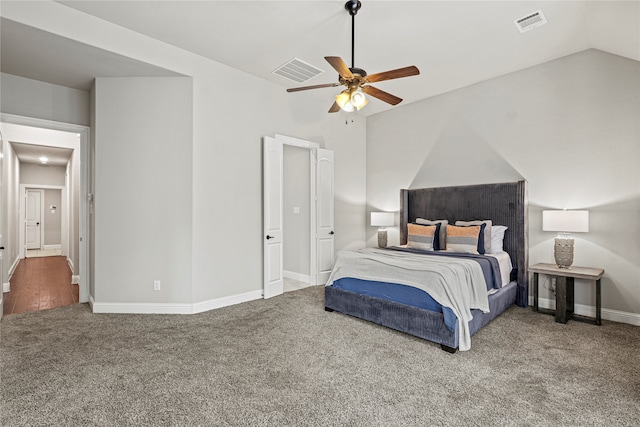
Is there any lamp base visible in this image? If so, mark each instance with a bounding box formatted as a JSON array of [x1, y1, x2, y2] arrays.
[[377, 229, 388, 248], [554, 235, 574, 268]]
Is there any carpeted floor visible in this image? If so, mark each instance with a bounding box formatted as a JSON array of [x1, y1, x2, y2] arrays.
[[1, 285, 638, 426]]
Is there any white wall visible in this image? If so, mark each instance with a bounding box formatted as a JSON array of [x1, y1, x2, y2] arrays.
[[93, 77, 193, 305], [0, 73, 90, 126], [367, 49, 640, 319], [20, 163, 66, 185]]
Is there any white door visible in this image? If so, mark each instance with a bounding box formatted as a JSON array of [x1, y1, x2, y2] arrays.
[[316, 149, 335, 284], [263, 137, 284, 299], [26, 189, 43, 250]]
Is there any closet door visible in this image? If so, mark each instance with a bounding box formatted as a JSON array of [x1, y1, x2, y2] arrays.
[[263, 136, 284, 298], [316, 149, 334, 284]]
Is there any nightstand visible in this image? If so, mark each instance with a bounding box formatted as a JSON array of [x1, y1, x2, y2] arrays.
[[529, 263, 605, 325]]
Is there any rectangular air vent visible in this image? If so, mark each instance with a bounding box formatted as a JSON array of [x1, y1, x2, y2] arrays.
[[514, 10, 547, 33], [272, 58, 324, 83]]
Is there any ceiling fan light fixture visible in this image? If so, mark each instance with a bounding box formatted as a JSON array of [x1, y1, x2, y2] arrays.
[[335, 90, 353, 112], [350, 88, 367, 109]]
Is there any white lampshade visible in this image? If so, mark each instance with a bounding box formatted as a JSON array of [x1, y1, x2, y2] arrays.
[[542, 210, 589, 233], [371, 212, 394, 227]]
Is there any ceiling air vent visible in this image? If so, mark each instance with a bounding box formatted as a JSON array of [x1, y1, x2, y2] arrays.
[[272, 58, 324, 83], [514, 10, 547, 33]]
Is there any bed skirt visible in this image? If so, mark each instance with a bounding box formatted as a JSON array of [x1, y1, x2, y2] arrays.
[[324, 280, 518, 351]]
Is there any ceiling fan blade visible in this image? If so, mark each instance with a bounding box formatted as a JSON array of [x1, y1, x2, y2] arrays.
[[329, 102, 341, 113], [325, 56, 354, 79], [287, 83, 341, 93], [362, 86, 403, 105], [365, 66, 420, 83]]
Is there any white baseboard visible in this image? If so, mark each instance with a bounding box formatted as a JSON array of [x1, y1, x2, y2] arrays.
[[91, 289, 263, 315], [43, 244, 62, 250], [9, 255, 20, 278], [2, 282, 9, 293], [67, 257, 74, 274], [532, 296, 640, 327], [192, 290, 263, 314], [71, 275, 80, 284], [283, 270, 310, 284]]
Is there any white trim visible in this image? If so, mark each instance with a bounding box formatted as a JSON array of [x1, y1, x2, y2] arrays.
[[67, 257, 74, 274], [283, 270, 310, 284], [8, 254, 20, 278], [43, 244, 62, 250], [532, 296, 640, 327], [88, 294, 95, 311], [91, 290, 263, 315], [71, 275, 80, 285], [2, 282, 9, 293], [275, 134, 320, 149], [192, 290, 263, 314], [2, 114, 90, 304], [92, 301, 193, 314]]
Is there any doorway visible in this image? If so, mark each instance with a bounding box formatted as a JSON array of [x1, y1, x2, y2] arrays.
[[263, 134, 334, 299], [1, 114, 90, 314]]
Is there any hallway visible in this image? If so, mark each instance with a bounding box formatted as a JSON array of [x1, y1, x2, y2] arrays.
[[3, 256, 78, 315]]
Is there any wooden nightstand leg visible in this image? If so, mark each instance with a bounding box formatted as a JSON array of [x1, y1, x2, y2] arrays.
[[566, 277, 574, 320], [556, 276, 565, 323], [596, 278, 601, 325]]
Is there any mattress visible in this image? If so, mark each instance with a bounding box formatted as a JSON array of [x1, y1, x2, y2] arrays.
[[330, 249, 514, 332]]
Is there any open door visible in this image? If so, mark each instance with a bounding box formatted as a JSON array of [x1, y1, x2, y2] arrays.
[[263, 135, 335, 297], [316, 149, 334, 284], [263, 136, 284, 298]]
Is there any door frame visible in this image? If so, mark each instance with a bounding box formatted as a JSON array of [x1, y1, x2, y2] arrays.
[[23, 188, 46, 252], [20, 185, 66, 256], [1, 113, 90, 304]]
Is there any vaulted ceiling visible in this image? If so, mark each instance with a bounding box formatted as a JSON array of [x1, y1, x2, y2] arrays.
[[1, 1, 639, 116]]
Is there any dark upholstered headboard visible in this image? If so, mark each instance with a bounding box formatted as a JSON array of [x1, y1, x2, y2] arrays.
[[400, 181, 528, 307]]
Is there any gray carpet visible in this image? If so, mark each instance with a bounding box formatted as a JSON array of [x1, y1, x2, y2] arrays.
[[1, 285, 638, 426]]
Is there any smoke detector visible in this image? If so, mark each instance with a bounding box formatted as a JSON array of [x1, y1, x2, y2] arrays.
[[514, 10, 548, 33]]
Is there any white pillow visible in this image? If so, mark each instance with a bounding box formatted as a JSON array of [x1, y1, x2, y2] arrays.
[[491, 225, 508, 254]]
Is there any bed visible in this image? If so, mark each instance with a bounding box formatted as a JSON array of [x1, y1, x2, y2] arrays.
[[324, 181, 529, 352]]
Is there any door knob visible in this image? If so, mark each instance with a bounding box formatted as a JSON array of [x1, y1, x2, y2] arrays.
[[329, 231, 334, 235], [266, 235, 274, 240], [36, 222, 40, 226]]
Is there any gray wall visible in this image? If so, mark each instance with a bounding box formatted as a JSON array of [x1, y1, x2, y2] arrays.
[[283, 145, 310, 277], [44, 189, 62, 245], [367, 49, 640, 317], [1, 73, 90, 126], [19, 163, 66, 186], [93, 77, 193, 304]]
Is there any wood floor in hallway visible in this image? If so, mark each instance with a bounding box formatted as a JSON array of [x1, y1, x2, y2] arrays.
[[3, 256, 78, 316]]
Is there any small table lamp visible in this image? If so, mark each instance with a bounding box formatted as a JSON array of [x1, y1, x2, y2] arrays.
[[371, 212, 394, 248], [542, 210, 589, 268]]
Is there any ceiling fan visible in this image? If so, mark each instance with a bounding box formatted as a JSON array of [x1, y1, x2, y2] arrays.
[[286, 0, 420, 113]]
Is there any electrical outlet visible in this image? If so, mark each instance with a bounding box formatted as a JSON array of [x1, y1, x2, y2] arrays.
[[153, 280, 161, 291]]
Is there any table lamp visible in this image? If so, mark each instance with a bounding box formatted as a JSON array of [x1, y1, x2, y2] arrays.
[[371, 212, 394, 248], [542, 210, 589, 268]]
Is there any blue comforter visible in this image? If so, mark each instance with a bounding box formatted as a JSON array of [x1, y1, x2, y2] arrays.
[[330, 248, 502, 332]]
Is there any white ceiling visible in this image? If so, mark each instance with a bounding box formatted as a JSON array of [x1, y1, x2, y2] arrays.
[[11, 142, 73, 167], [2, 1, 639, 116]]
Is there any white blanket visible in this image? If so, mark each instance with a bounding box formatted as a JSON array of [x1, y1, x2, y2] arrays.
[[326, 248, 490, 351]]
